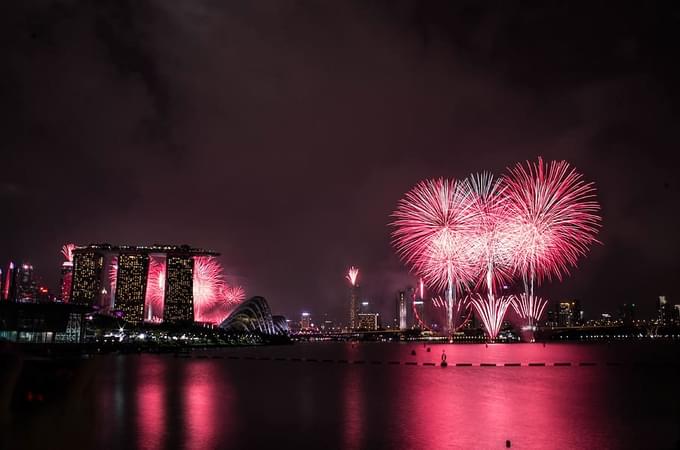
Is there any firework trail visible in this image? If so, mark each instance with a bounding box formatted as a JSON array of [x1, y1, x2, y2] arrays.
[[346, 266, 359, 286], [465, 172, 516, 339], [108, 257, 118, 293], [511, 293, 548, 327], [61, 244, 76, 262], [503, 157, 601, 326], [391, 178, 478, 333], [144, 256, 166, 322]]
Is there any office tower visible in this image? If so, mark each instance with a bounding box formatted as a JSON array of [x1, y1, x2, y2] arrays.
[[349, 284, 359, 330], [300, 312, 312, 330], [115, 252, 150, 324], [357, 313, 379, 331], [396, 291, 407, 330], [60, 260, 74, 302], [71, 251, 104, 306], [657, 296, 670, 325], [558, 302, 572, 327], [163, 254, 194, 323], [15, 263, 36, 302], [2, 263, 14, 301]]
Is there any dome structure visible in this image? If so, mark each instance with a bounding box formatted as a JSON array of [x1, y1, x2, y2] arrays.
[[219, 296, 286, 336]]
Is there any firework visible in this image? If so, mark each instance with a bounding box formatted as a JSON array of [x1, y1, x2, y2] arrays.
[[511, 293, 548, 327], [193, 256, 244, 323], [391, 178, 478, 332], [346, 267, 359, 286], [469, 294, 513, 340], [465, 173, 515, 339], [144, 256, 166, 321], [61, 243, 76, 262], [503, 157, 601, 327]]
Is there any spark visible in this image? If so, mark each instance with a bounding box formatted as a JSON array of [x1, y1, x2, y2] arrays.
[[511, 294, 548, 327], [61, 243, 76, 262], [144, 256, 166, 322], [346, 266, 359, 286]]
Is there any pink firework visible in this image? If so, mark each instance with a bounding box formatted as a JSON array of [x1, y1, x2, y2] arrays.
[[108, 257, 118, 292], [391, 178, 478, 332], [144, 256, 166, 321], [466, 173, 515, 340], [346, 266, 359, 286], [470, 293, 513, 340], [511, 294, 548, 328], [61, 243, 76, 262], [503, 157, 601, 327], [193, 256, 245, 324]]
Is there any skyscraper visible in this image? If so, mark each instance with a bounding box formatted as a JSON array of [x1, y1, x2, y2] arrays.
[[115, 252, 150, 324], [60, 260, 74, 302], [349, 283, 359, 330], [163, 254, 194, 323], [71, 251, 104, 306], [396, 291, 407, 330], [15, 263, 36, 302]]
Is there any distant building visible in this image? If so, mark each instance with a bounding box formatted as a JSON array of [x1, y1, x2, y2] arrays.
[[657, 296, 671, 325], [71, 251, 104, 306], [620, 303, 636, 326], [0, 302, 87, 343], [300, 312, 312, 330], [3, 262, 16, 301], [349, 284, 359, 330], [16, 263, 37, 302], [357, 312, 379, 331], [163, 254, 195, 323], [557, 300, 582, 327], [396, 291, 407, 330], [115, 252, 150, 324], [60, 260, 74, 302]]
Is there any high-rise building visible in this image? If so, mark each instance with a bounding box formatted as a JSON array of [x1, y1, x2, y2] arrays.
[[300, 312, 312, 330], [349, 284, 360, 330], [2, 263, 15, 301], [396, 291, 407, 330], [60, 260, 74, 302], [163, 254, 194, 323], [115, 252, 150, 324], [357, 313, 380, 331], [620, 303, 636, 326], [657, 296, 670, 325], [16, 263, 37, 302], [558, 302, 572, 327], [71, 251, 104, 306]]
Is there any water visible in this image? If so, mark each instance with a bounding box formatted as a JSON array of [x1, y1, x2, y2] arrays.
[[3, 342, 679, 449]]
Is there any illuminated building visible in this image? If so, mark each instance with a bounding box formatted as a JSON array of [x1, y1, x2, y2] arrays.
[[16, 263, 37, 302], [71, 251, 104, 306], [557, 300, 582, 327], [396, 291, 407, 330], [300, 312, 312, 330], [115, 252, 150, 324], [657, 296, 671, 325], [357, 313, 379, 331], [349, 284, 359, 330], [60, 260, 74, 302], [3, 263, 16, 301], [619, 303, 636, 326], [163, 254, 194, 323], [219, 296, 286, 335]]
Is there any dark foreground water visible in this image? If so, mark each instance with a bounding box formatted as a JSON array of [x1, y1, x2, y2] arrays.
[[3, 342, 680, 449]]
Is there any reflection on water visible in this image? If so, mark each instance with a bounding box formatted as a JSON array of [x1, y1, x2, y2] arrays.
[[2, 342, 679, 449]]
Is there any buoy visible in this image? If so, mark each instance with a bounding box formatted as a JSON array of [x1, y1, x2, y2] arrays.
[[411, 350, 416, 356], [505, 439, 511, 447], [426, 347, 431, 352], [441, 350, 447, 367]]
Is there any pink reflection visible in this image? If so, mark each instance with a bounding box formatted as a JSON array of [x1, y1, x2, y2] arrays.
[[184, 362, 222, 450], [343, 346, 363, 450], [137, 359, 166, 450]]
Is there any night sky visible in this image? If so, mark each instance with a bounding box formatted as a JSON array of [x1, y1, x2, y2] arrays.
[[2, 2, 679, 321]]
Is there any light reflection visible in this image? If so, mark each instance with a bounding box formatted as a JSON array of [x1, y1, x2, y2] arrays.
[[183, 361, 221, 450]]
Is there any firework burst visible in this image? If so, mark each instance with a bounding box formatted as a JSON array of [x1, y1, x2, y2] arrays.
[[391, 178, 478, 332], [144, 256, 166, 321], [346, 266, 359, 286], [503, 157, 601, 327], [193, 256, 244, 324], [469, 293, 513, 340], [61, 244, 76, 262]]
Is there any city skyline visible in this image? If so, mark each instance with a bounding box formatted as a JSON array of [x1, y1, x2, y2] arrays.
[[1, 3, 679, 323]]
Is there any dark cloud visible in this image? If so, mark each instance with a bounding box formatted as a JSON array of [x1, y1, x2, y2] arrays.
[[1, 1, 679, 320]]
